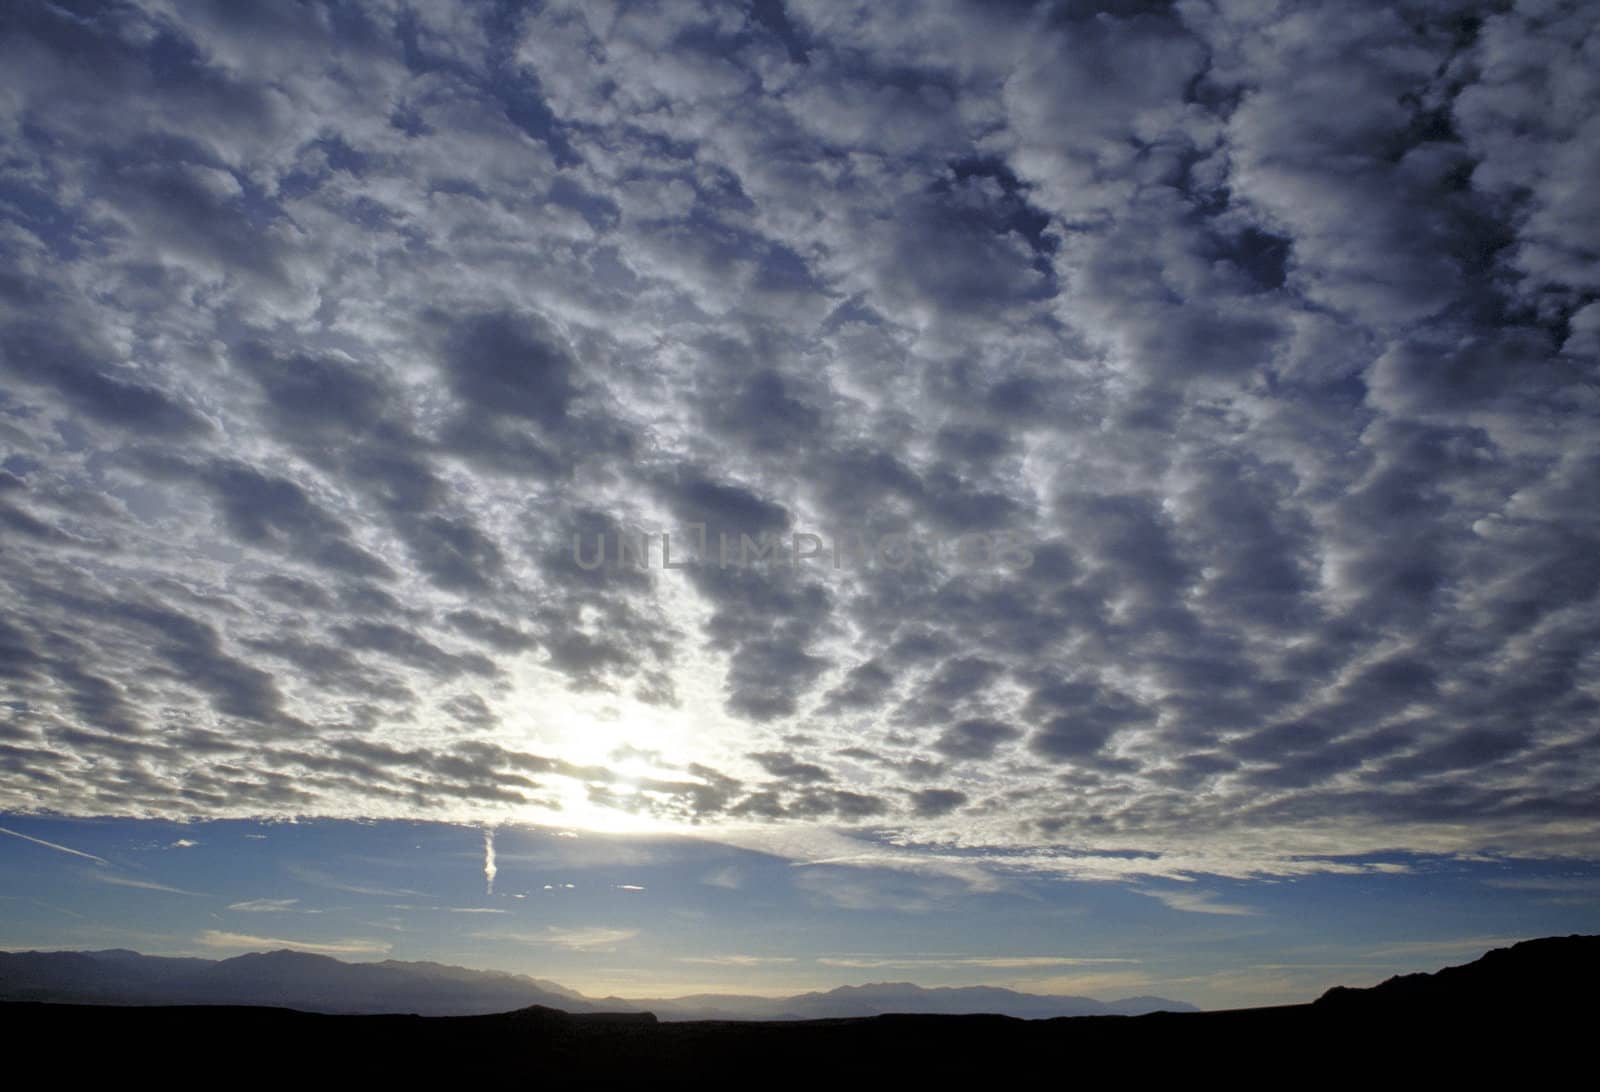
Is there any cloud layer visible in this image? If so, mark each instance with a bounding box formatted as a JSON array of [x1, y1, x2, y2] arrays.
[[1, 0, 1597, 874]]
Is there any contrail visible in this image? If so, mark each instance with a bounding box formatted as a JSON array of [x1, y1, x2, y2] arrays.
[[0, 825, 109, 865], [483, 827, 497, 895]]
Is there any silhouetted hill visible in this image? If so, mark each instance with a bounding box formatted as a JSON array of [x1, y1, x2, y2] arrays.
[[1315, 933, 1600, 1013], [0, 947, 1193, 1018], [1, 937, 1590, 1079], [0, 937, 1588, 1081]]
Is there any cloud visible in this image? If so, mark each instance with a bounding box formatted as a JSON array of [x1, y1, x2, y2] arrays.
[[1007, 970, 1158, 998], [701, 867, 742, 890], [817, 956, 1138, 970], [1138, 887, 1258, 917], [933, 719, 1021, 762], [283, 865, 423, 899], [906, 790, 967, 818], [227, 898, 301, 912], [91, 873, 203, 897], [0, 0, 1594, 885], [471, 926, 640, 951], [197, 930, 392, 957], [792, 866, 978, 914]]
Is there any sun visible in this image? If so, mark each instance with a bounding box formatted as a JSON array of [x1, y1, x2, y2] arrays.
[[495, 666, 749, 836]]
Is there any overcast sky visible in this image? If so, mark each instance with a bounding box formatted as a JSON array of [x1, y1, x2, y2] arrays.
[[2, 0, 1597, 1006]]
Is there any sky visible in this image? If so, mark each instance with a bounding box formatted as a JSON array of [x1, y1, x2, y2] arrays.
[[1, 0, 1597, 1009], [4, 816, 1600, 1008]]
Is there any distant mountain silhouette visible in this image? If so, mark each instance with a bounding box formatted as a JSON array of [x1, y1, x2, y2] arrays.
[[0, 948, 607, 1016], [3, 936, 1592, 1081], [0, 947, 1193, 1018], [638, 981, 1197, 1020]]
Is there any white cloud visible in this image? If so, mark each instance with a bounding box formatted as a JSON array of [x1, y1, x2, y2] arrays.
[[197, 930, 392, 957], [1137, 888, 1258, 917], [227, 898, 301, 912], [471, 926, 640, 951], [818, 956, 1137, 970], [91, 873, 203, 897], [283, 864, 422, 898]]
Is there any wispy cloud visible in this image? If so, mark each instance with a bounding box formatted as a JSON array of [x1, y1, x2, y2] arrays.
[[471, 926, 639, 951], [679, 954, 800, 967], [790, 868, 966, 913], [0, 825, 109, 865], [701, 867, 741, 890], [168, 839, 198, 849], [447, 907, 509, 914], [284, 863, 422, 898], [483, 828, 496, 896], [1007, 970, 1158, 997], [227, 898, 301, 912], [198, 930, 392, 957], [817, 956, 1139, 970], [91, 873, 202, 896], [1139, 888, 1257, 916]]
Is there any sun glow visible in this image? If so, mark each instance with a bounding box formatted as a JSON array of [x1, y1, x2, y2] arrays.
[[498, 665, 752, 835]]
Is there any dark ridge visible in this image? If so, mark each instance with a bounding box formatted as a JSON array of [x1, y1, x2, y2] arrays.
[[0, 936, 1591, 1079], [1316, 933, 1600, 1011]]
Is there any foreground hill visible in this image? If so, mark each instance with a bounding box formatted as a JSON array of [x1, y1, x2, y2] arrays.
[[0, 947, 1192, 1018], [1315, 933, 1598, 1012], [1, 936, 1592, 1080]]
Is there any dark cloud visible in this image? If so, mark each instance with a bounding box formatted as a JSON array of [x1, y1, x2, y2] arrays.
[[234, 344, 394, 439], [819, 659, 895, 713], [435, 310, 577, 426], [703, 366, 825, 455], [446, 610, 537, 653], [332, 622, 498, 681], [934, 718, 1021, 762], [908, 788, 968, 818], [0, 322, 207, 437], [174, 458, 392, 579], [749, 750, 832, 784], [658, 472, 791, 539], [98, 599, 289, 726]]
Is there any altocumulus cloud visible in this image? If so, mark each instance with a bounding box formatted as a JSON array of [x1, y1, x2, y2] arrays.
[[0, 0, 1597, 883]]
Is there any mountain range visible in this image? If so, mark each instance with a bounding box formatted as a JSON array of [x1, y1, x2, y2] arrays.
[[0, 946, 1196, 1019], [3, 936, 1593, 1081]]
